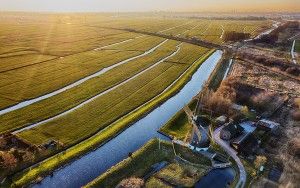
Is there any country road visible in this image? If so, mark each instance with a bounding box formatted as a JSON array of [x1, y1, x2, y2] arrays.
[[213, 126, 247, 188]]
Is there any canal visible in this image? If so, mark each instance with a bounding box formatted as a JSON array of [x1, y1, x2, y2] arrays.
[[33, 50, 232, 188]]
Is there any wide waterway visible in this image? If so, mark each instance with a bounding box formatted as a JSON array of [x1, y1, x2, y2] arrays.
[[32, 50, 230, 188]]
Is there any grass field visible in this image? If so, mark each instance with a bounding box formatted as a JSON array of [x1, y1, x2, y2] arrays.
[[17, 44, 210, 146], [84, 139, 174, 188], [11, 49, 215, 188], [0, 39, 180, 133], [0, 13, 270, 110], [0, 13, 273, 186], [0, 36, 164, 109], [159, 109, 191, 140], [84, 139, 210, 188]]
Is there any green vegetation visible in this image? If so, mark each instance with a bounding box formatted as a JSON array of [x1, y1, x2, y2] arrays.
[[84, 139, 174, 188], [145, 177, 172, 188], [11, 49, 215, 187], [84, 139, 210, 188], [0, 36, 163, 109], [0, 40, 180, 133], [174, 143, 212, 166], [0, 14, 271, 109], [159, 110, 191, 140], [17, 44, 210, 146], [148, 162, 208, 187]]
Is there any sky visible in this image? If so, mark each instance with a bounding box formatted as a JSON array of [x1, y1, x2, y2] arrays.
[[0, 0, 299, 13]]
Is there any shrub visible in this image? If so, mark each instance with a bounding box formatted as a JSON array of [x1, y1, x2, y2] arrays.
[[0, 151, 17, 170], [251, 92, 277, 112], [116, 177, 144, 188], [292, 110, 300, 121], [223, 31, 251, 42]]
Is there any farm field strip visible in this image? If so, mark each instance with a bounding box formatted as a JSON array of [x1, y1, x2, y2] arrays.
[[159, 21, 195, 35], [0, 22, 197, 110], [179, 20, 273, 44], [0, 35, 145, 73], [0, 40, 180, 134], [0, 53, 58, 73], [0, 23, 134, 54], [0, 37, 166, 115], [0, 50, 142, 107], [17, 44, 210, 146], [12, 40, 181, 134], [0, 36, 163, 92]]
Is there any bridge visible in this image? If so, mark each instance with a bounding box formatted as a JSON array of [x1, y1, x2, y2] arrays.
[[212, 162, 232, 169]]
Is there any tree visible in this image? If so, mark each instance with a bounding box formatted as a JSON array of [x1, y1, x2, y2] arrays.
[[254, 155, 267, 169], [0, 137, 7, 149], [0, 151, 17, 170]]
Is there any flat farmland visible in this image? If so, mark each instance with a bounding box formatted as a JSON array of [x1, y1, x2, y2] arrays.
[[0, 14, 275, 183], [0, 39, 180, 133], [16, 43, 210, 146], [181, 20, 273, 44], [0, 35, 164, 109]]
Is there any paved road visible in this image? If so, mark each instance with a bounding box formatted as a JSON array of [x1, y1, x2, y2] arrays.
[[213, 126, 247, 188], [291, 40, 298, 64]]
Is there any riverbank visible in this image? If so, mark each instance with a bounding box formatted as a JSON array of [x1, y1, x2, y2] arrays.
[[85, 139, 211, 188], [10, 49, 216, 187], [158, 52, 233, 141], [84, 139, 174, 188]]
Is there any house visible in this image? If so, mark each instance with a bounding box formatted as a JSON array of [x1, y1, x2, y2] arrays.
[[256, 119, 279, 134], [230, 133, 259, 156], [220, 123, 244, 141]]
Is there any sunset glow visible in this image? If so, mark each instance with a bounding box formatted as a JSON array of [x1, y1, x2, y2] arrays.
[[0, 0, 299, 12]]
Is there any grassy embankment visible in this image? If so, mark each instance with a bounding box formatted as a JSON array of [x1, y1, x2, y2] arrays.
[[11, 48, 215, 187], [0, 39, 179, 133], [145, 162, 208, 188], [0, 35, 162, 109], [84, 139, 174, 188], [159, 52, 232, 140], [85, 139, 211, 188], [159, 109, 191, 141]]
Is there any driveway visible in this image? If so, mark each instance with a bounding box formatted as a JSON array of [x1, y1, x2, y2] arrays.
[[213, 126, 247, 188]]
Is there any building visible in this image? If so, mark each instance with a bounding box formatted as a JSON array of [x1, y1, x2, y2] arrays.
[[256, 119, 279, 134], [230, 133, 259, 156], [220, 123, 244, 141]]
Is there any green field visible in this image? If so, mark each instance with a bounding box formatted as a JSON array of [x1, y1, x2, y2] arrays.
[[84, 139, 174, 188], [0, 39, 180, 133], [159, 109, 191, 140], [0, 13, 272, 185], [84, 139, 210, 188], [17, 43, 210, 146]]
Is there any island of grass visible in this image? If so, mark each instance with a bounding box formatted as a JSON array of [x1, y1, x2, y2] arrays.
[[159, 109, 191, 140], [84, 139, 211, 188], [159, 99, 199, 141]]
